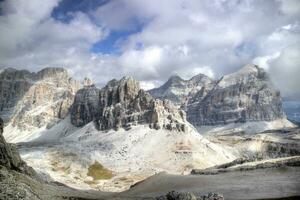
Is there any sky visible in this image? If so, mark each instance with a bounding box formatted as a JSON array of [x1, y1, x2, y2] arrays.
[[0, 0, 299, 99]]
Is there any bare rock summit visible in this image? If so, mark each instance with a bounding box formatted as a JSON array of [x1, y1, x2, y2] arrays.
[[71, 76, 187, 132]]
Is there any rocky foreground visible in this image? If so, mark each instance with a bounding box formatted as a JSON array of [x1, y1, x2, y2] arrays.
[[0, 117, 113, 200]]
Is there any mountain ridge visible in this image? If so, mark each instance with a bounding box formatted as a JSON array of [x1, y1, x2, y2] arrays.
[[149, 72, 215, 107], [148, 64, 286, 127]]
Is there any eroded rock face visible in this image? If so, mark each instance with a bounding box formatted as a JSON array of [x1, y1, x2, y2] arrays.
[[0, 117, 29, 173], [149, 65, 285, 127], [186, 65, 284, 126], [70, 84, 100, 127], [149, 74, 215, 107], [71, 76, 187, 131], [0, 67, 81, 130], [0, 68, 34, 123]]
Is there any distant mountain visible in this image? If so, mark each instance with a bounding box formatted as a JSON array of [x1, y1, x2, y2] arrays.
[[149, 74, 215, 107], [283, 101, 300, 124], [0, 65, 287, 138], [0, 66, 297, 193], [187, 64, 285, 126], [150, 64, 285, 127], [5, 72, 237, 191], [0, 67, 80, 141]]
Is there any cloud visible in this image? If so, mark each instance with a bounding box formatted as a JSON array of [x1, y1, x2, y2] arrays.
[[253, 52, 281, 70], [0, 0, 299, 99], [269, 46, 300, 99], [277, 0, 300, 15], [0, 0, 114, 84]]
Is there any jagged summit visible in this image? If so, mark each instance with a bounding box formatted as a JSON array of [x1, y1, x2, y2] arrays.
[[166, 75, 184, 84], [71, 76, 187, 132], [189, 73, 210, 82], [0, 65, 287, 141], [148, 64, 285, 126], [218, 64, 267, 88], [238, 63, 259, 72], [149, 73, 215, 105], [1, 67, 69, 81]]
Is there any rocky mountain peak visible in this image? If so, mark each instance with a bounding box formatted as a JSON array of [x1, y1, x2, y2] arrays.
[[166, 75, 184, 85], [71, 76, 187, 132], [218, 64, 267, 88], [0, 68, 33, 80], [83, 77, 93, 87], [238, 63, 259, 73], [102, 76, 140, 105], [149, 73, 215, 106], [188, 73, 210, 83], [187, 64, 284, 126], [35, 67, 69, 80], [0, 67, 81, 133]]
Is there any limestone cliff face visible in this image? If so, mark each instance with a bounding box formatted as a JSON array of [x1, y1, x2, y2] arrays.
[[71, 76, 187, 131], [70, 84, 100, 127], [149, 74, 215, 107], [0, 68, 34, 122], [0, 67, 81, 130], [187, 65, 285, 126]]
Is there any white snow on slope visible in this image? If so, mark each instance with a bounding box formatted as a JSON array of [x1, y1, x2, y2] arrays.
[[3, 116, 77, 143], [18, 120, 236, 192], [198, 118, 296, 136], [9, 111, 297, 192], [197, 118, 299, 159], [4, 124, 46, 143]]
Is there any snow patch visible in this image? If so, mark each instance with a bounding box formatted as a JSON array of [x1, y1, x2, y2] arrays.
[[18, 120, 236, 192], [198, 118, 296, 136]]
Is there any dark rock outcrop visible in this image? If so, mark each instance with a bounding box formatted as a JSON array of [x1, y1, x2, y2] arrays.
[[156, 191, 197, 200], [0, 68, 34, 123], [0, 117, 30, 173], [156, 191, 224, 200], [70, 84, 100, 127], [71, 76, 187, 131]]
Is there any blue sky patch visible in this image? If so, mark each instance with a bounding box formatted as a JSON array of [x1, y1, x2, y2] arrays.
[[91, 29, 140, 55], [51, 0, 109, 23]]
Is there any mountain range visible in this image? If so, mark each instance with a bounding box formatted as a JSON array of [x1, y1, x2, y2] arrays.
[[0, 64, 299, 195]]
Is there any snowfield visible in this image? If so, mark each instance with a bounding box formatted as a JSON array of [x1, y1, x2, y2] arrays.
[[16, 117, 236, 192], [6, 114, 298, 192], [197, 118, 296, 136]]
